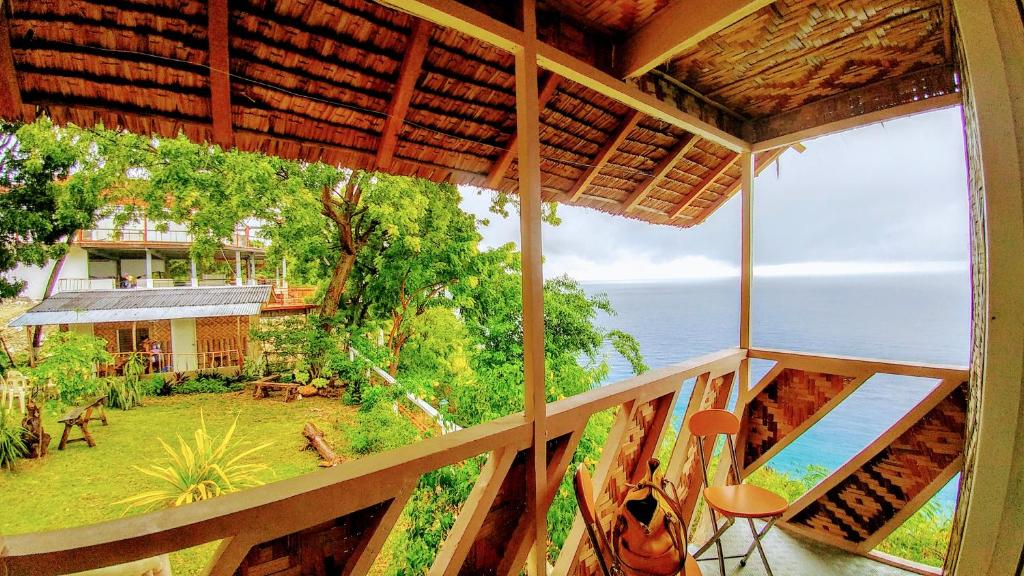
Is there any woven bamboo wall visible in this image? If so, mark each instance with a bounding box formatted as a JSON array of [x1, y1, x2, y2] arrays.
[[787, 382, 968, 546], [740, 368, 859, 471], [93, 320, 172, 354], [196, 315, 248, 365]]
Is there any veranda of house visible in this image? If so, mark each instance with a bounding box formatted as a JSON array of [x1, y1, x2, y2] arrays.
[[0, 1, 1021, 576]]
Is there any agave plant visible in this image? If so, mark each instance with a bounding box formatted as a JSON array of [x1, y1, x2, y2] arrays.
[[119, 414, 271, 511], [0, 405, 27, 471]]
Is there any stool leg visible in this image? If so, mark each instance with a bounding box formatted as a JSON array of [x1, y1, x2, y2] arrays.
[[746, 517, 775, 576], [707, 508, 727, 576], [59, 424, 71, 450]]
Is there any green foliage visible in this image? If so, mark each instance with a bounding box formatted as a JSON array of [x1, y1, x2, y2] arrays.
[[141, 374, 168, 397], [173, 376, 234, 395], [0, 405, 26, 471], [747, 464, 828, 503], [876, 500, 953, 567], [29, 331, 112, 408], [119, 415, 271, 511], [347, 389, 419, 455], [105, 352, 147, 410]]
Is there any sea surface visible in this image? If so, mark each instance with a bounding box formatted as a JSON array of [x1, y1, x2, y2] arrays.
[[585, 272, 970, 510]]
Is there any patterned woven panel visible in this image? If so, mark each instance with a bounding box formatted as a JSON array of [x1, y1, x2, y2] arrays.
[[742, 369, 857, 470], [675, 373, 734, 524], [233, 500, 391, 575], [572, 396, 673, 576], [669, 0, 950, 117], [196, 315, 248, 358], [789, 383, 967, 544]]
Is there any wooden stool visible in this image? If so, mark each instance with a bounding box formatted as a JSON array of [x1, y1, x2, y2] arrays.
[[58, 396, 108, 450]]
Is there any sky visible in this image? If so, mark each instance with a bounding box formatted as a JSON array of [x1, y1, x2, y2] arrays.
[[459, 107, 970, 283]]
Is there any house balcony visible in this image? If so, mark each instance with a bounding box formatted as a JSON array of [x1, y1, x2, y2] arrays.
[[75, 226, 266, 256], [1, 348, 967, 576]]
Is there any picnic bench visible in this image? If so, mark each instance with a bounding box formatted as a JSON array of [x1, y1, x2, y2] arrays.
[[58, 396, 108, 450], [252, 379, 298, 402]]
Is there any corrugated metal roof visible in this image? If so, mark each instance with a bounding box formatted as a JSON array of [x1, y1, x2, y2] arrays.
[[8, 286, 271, 327]]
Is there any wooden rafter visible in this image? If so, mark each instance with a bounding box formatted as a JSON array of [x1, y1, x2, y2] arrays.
[[668, 151, 739, 220], [375, 19, 433, 171], [686, 147, 788, 226], [207, 0, 233, 149], [566, 109, 641, 202], [0, 10, 25, 122], [619, 133, 698, 213], [619, 0, 777, 78], [483, 72, 561, 190]]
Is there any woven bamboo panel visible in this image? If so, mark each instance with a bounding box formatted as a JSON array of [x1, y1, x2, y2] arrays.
[[232, 500, 392, 576], [538, 0, 670, 35], [92, 320, 171, 354], [674, 373, 735, 525], [669, 0, 951, 118], [788, 382, 967, 545], [741, 369, 858, 470], [570, 394, 676, 576]]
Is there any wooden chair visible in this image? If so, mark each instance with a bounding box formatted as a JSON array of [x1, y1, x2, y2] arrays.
[[688, 409, 787, 576]]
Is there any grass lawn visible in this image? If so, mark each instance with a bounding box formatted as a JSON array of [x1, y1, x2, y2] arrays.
[[0, 391, 359, 574]]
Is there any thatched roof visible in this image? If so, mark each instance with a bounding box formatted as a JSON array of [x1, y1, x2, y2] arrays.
[[0, 0, 959, 228]]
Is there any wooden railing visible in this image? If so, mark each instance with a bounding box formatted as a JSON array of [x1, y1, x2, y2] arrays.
[[76, 226, 263, 250], [0, 348, 967, 576], [98, 350, 244, 376]]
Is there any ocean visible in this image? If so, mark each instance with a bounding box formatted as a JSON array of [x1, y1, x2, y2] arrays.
[[586, 272, 971, 510]]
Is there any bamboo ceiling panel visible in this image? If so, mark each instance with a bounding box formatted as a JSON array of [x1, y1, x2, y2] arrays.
[[668, 0, 951, 117], [538, 0, 670, 36], [5, 0, 766, 229]]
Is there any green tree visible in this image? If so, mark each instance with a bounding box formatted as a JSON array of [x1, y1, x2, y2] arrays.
[[29, 331, 112, 408]]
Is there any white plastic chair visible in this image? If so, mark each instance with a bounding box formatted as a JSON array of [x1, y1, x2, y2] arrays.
[[1, 370, 28, 414]]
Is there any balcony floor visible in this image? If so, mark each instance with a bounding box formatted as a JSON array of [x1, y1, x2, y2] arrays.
[[694, 523, 917, 576]]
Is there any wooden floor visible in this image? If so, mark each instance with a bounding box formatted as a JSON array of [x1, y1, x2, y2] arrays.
[[691, 523, 918, 576]]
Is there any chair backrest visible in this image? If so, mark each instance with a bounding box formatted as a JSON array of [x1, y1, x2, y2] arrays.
[[574, 464, 598, 525], [687, 408, 740, 437]]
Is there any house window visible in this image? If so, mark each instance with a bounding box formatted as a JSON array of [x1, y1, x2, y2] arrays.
[[116, 327, 149, 353]]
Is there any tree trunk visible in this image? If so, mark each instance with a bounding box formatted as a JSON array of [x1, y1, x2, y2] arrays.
[[302, 422, 342, 467], [318, 252, 356, 323], [387, 332, 409, 377], [32, 239, 73, 352]]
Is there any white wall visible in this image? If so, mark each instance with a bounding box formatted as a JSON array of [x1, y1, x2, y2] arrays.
[[120, 258, 166, 278], [89, 259, 117, 278], [5, 246, 90, 300]]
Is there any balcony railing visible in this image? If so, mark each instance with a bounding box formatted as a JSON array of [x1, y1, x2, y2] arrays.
[[97, 350, 244, 377], [0, 348, 968, 576], [76, 226, 264, 250]]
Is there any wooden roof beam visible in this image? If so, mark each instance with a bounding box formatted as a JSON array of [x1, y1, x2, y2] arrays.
[[686, 147, 789, 226], [566, 110, 641, 202], [668, 151, 739, 220], [376, 19, 433, 171], [207, 0, 233, 149], [382, 0, 749, 152], [484, 72, 561, 189], [619, 133, 697, 214], [619, 0, 776, 78], [0, 11, 26, 122]]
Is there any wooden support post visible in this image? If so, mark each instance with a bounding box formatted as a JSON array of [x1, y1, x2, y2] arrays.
[[738, 151, 753, 393], [234, 251, 242, 286], [207, 0, 233, 149], [515, 1, 547, 572], [375, 19, 433, 172]]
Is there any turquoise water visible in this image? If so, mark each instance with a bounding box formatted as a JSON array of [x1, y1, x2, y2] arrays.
[[586, 272, 971, 510]]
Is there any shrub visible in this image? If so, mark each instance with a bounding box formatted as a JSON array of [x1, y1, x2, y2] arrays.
[[174, 377, 230, 395], [29, 331, 112, 408], [0, 406, 26, 471], [347, 401, 419, 455], [105, 377, 144, 411], [119, 415, 271, 511], [141, 374, 168, 396]]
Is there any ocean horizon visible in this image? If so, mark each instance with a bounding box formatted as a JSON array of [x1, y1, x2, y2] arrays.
[[585, 271, 970, 510]]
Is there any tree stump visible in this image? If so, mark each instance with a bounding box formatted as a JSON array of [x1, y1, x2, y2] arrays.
[[20, 401, 50, 459], [302, 422, 342, 467]]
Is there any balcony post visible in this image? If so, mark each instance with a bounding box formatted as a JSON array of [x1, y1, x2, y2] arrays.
[[235, 251, 242, 286], [281, 257, 288, 290], [190, 257, 199, 288], [515, 1, 547, 572], [739, 151, 754, 394], [144, 248, 153, 289], [945, 1, 1024, 574]]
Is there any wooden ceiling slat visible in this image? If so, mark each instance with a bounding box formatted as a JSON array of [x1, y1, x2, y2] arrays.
[[0, 11, 26, 122], [376, 20, 434, 171], [620, 133, 698, 213], [208, 0, 233, 149], [485, 72, 561, 188], [668, 151, 739, 219], [566, 109, 641, 202], [686, 147, 788, 226]]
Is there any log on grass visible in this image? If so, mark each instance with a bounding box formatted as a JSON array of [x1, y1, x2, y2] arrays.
[[302, 422, 342, 467]]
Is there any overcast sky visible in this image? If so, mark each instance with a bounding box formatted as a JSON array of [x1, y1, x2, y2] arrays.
[[459, 107, 970, 282]]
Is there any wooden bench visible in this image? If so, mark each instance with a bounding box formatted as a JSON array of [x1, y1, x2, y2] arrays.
[[252, 380, 298, 402], [58, 396, 108, 450]]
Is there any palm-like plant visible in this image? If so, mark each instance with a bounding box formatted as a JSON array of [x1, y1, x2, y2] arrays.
[[120, 414, 271, 511], [0, 405, 26, 471]]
